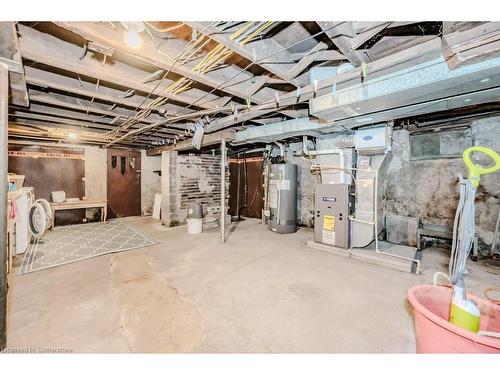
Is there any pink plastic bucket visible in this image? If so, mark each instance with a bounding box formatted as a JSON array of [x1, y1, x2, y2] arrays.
[[407, 285, 500, 353]]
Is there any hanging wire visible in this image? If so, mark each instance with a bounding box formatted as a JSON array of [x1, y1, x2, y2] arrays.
[[107, 23, 339, 146]]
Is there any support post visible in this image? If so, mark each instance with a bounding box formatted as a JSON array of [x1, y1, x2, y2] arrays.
[[220, 139, 226, 243], [0, 63, 9, 350]]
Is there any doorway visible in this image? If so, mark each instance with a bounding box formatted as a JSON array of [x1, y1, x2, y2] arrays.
[[107, 149, 141, 218], [228, 153, 264, 219]]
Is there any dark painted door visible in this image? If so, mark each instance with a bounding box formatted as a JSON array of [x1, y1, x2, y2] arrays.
[[107, 149, 141, 218], [228, 154, 263, 219]]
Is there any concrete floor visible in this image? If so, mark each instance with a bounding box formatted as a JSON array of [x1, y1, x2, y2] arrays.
[[6, 217, 500, 353]]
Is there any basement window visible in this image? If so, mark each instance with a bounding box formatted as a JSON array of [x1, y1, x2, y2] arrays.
[[409, 127, 473, 160]]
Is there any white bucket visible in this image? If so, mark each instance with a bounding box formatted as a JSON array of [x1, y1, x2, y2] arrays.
[[187, 218, 203, 234]]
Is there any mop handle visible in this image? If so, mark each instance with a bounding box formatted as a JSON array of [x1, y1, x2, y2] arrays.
[[462, 146, 500, 188]]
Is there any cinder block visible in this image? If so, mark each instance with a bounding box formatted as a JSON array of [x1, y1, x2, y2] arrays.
[[386, 214, 418, 247]]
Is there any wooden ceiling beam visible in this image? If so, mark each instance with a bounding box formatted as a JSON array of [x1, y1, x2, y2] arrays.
[[16, 102, 187, 138], [55, 22, 276, 104], [8, 114, 172, 145], [9, 116, 162, 146], [27, 89, 189, 133], [316, 22, 370, 67], [146, 128, 235, 155], [17, 24, 230, 110], [350, 22, 390, 50], [186, 22, 303, 87], [287, 42, 328, 80], [0, 22, 29, 106], [289, 49, 345, 62], [442, 22, 500, 69], [24, 66, 192, 116], [8, 123, 150, 147], [203, 38, 442, 133]]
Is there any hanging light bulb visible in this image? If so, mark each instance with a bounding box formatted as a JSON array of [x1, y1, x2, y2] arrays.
[[123, 29, 142, 49], [121, 22, 145, 49]]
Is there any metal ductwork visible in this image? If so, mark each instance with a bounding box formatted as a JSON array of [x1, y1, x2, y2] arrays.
[[233, 118, 327, 144], [310, 55, 500, 133]]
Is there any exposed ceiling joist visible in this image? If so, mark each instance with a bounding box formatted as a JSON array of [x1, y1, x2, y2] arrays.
[[27, 90, 189, 133], [8, 114, 172, 145], [203, 38, 442, 133], [317, 22, 371, 67], [147, 128, 235, 155], [186, 22, 302, 87], [0, 22, 29, 106], [55, 22, 277, 104], [442, 22, 500, 69], [8, 122, 151, 147], [19, 98, 188, 139], [350, 22, 390, 50], [287, 42, 328, 80], [289, 49, 345, 62], [17, 24, 231, 110], [24, 66, 192, 116]]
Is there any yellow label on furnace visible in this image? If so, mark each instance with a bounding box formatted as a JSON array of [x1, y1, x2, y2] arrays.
[[323, 215, 335, 231]]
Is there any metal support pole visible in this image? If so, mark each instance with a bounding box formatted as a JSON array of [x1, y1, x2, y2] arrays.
[[0, 63, 9, 350], [220, 139, 226, 243]]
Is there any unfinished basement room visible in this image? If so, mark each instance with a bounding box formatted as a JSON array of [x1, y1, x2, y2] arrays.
[[1, 5, 500, 365]]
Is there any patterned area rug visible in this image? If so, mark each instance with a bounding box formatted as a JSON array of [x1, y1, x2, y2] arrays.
[[19, 220, 159, 275]]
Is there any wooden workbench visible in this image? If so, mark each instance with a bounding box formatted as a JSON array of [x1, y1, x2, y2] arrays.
[[50, 200, 107, 229]]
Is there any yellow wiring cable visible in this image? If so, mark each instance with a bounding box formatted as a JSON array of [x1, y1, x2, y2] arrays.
[[106, 21, 273, 141]]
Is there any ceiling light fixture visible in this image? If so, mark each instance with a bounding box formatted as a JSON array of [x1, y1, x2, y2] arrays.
[[121, 22, 145, 49], [68, 132, 78, 139]]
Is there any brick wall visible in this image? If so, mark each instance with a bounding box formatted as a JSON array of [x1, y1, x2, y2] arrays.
[[162, 151, 229, 226]]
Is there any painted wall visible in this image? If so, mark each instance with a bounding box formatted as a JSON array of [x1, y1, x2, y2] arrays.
[[84, 146, 107, 201], [84, 146, 107, 220], [140, 150, 161, 216]]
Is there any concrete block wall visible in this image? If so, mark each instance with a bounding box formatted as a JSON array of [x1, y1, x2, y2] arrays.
[[162, 152, 229, 226]]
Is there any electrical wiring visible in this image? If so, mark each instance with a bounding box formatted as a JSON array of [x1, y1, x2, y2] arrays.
[[108, 23, 339, 146], [145, 22, 185, 34], [102, 21, 219, 140], [105, 21, 277, 144], [168, 23, 339, 120]]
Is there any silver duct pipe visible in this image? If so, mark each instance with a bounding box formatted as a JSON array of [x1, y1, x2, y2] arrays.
[[274, 142, 284, 158], [0, 63, 9, 349]]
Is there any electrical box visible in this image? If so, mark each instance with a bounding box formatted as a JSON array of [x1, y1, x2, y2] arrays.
[[354, 126, 391, 155], [314, 184, 350, 249]]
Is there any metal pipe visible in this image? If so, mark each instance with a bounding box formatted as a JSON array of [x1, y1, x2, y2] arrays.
[[491, 206, 500, 257], [220, 139, 226, 243], [274, 142, 284, 158], [0, 63, 8, 349], [302, 135, 310, 155]]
